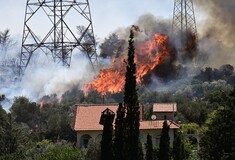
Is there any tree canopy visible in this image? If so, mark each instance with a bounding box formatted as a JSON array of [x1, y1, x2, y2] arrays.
[[200, 87, 235, 159]]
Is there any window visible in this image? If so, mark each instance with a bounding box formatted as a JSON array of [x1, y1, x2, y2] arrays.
[[80, 134, 92, 148]]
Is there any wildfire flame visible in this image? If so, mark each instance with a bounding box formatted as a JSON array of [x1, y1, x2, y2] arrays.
[[40, 101, 44, 108], [84, 33, 175, 95]]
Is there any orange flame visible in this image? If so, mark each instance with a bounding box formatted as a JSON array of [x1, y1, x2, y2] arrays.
[[40, 101, 44, 108], [84, 33, 175, 95]]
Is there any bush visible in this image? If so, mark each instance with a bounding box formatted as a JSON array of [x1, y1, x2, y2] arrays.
[[0, 140, 81, 160], [38, 145, 81, 160]]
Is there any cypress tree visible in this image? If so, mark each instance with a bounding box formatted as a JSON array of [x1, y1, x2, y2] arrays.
[[138, 141, 144, 160], [145, 134, 153, 160], [172, 130, 185, 160], [159, 120, 171, 160], [100, 109, 114, 160], [113, 103, 126, 160], [124, 27, 140, 160]]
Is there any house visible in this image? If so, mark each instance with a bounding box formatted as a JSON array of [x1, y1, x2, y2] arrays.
[[153, 103, 177, 120], [73, 103, 180, 148]]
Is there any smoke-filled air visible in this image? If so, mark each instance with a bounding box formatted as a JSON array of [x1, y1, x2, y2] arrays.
[[195, 0, 235, 67], [1, 1, 235, 110]]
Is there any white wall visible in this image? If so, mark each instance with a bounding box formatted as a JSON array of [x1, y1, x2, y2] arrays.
[[77, 129, 175, 148]]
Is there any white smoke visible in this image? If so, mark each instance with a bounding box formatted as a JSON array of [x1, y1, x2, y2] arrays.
[[0, 47, 95, 111], [22, 52, 94, 98]]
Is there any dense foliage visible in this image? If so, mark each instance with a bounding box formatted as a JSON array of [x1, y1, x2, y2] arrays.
[[199, 87, 235, 159], [0, 140, 81, 160], [99, 33, 125, 58], [0, 95, 78, 159], [172, 130, 187, 160]]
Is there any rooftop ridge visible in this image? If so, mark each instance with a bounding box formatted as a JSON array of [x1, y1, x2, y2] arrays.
[[153, 102, 177, 104], [74, 103, 119, 107]]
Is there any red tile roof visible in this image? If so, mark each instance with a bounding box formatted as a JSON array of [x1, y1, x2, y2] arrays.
[[73, 104, 180, 131], [153, 103, 177, 112]]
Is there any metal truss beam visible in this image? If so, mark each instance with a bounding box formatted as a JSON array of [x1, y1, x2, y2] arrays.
[[20, 0, 98, 75], [172, 0, 197, 49]]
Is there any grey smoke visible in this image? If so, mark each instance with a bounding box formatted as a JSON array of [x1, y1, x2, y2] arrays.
[[115, 14, 172, 42], [189, 0, 235, 67], [195, 0, 235, 47]]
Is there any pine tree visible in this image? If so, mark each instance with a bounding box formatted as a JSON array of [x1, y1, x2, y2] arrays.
[[124, 27, 140, 160], [145, 134, 153, 160], [159, 120, 171, 160], [100, 109, 114, 160], [113, 103, 126, 160]]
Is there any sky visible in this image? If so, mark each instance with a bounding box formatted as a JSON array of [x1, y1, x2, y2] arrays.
[[0, 0, 174, 41]]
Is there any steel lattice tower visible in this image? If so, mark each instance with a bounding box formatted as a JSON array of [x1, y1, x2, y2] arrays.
[[172, 0, 197, 50], [20, 0, 97, 75]]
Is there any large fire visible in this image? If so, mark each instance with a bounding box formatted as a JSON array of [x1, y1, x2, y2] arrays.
[[84, 33, 175, 95]]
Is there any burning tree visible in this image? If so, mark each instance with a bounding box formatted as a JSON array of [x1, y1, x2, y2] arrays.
[[84, 31, 177, 95]]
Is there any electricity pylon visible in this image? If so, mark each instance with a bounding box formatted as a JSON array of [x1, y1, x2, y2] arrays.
[[172, 0, 197, 52], [20, 0, 98, 75]]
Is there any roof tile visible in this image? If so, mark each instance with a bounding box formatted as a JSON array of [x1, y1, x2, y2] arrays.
[[73, 104, 180, 131], [153, 103, 177, 112]]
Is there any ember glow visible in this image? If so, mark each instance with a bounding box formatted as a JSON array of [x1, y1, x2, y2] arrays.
[[84, 33, 175, 95]]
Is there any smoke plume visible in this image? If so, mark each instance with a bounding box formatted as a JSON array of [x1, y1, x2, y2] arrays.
[[21, 53, 94, 99], [0, 46, 94, 111], [195, 0, 235, 47], [115, 14, 172, 42], [192, 0, 235, 67]]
